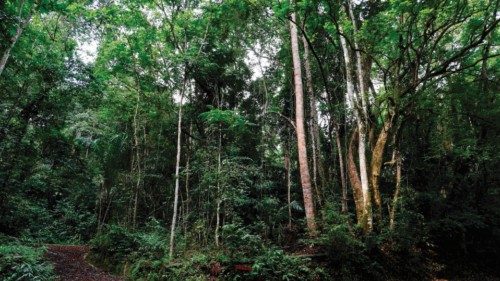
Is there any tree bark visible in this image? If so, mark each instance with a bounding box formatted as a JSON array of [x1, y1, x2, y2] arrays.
[[370, 119, 392, 224], [0, 0, 36, 76], [347, 0, 369, 122], [132, 88, 141, 230], [169, 81, 186, 258], [335, 123, 348, 214], [389, 150, 401, 230], [339, 26, 371, 230], [338, 28, 356, 110], [301, 33, 324, 207], [215, 125, 222, 246], [284, 142, 292, 228], [357, 124, 372, 232], [346, 1, 373, 232], [183, 123, 192, 235], [289, 10, 317, 236], [347, 130, 364, 223], [0, 6, 32, 77]]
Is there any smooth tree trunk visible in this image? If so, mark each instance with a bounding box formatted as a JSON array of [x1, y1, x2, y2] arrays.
[[347, 0, 369, 122], [370, 119, 392, 223], [335, 124, 348, 214], [215, 126, 222, 246], [347, 130, 364, 223], [183, 123, 192, 235], [301, 33, 324, 206], [132, 90, 141, 229], [345, 3, 373, 232], [357, 125, 372, 232], [389, 150, 402, 230], [284, 143, 292, 228], [289, 11, 317, 236], [169, 83, 186, 258], [339, 30, 356, 110], [340, 29, 366, 227], [0, 9, 31, 77]]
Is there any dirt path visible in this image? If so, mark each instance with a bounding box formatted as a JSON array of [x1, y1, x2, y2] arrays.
[[45, 245, 123, 281]]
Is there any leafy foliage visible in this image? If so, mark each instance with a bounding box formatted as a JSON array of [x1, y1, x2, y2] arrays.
[[0, 242, 54, 281]]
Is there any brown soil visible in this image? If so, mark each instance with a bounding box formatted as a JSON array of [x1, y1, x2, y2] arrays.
[[45, 245, 123, 281]]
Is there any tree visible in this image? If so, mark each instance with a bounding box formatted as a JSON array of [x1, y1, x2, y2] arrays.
[[289, 7, 317, 236]]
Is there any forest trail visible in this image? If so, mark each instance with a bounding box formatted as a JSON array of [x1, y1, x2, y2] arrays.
[[45, 245, 123, 281]]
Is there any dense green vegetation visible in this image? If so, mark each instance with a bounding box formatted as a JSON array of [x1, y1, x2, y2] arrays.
[[0, 235, 55, 281], [1, 0, 499, 280]]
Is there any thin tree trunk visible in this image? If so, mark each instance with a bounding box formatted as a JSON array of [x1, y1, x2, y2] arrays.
[[284, 141, 292, 228], [215, 125, 222, 246], [338, 27, 356, 111], [335, 124, 348, 214], [97, 180, 104, 233], [289, 10, 317, 236], [0, 5, 31, 77], [132, 89, 141, 229], [347, 0, 369, 122], [183, 123, 192, 235], [389, 150, 401, 230], [169, 81, 186, 258]]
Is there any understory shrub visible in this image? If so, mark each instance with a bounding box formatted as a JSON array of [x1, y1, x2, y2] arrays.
[[89, 224, 141, 274], [319, 204, 430, 281], [0, 243, 54, 281], [248, 248, 323, 280], [91, 223, 327, 280]]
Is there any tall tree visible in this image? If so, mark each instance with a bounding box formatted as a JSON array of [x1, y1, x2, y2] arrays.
[[289, 8, 317, 235], [169, 78, 187, 258]]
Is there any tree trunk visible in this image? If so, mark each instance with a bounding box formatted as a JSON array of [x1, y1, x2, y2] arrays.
[[132, 89, 141, 229], [335, 123, 348, 214], [183, 123, 192, 235], [0, 10, 31, 77], [338, 29, 356, 110], [357, 123, 372, 232], [339, 27, 371, 230], [284, 143, 292, 228], [289, 10, 317, 236], [169, 81, 186, 258], [370, 119, 392, 224], [215, 126, 222, 246], [347, 130, 364, 223], [301, 33, 324, 207], [389, 150, 401, 230], [346, 1, 373, 232], [347, 0, 369, 122]]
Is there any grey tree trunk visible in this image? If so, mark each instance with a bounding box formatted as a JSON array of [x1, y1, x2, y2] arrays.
[[215, 125, 222, 246], [0, 2, 32, 77], [183, 123, 192, 235], [169, 81, 186, 258], [389, 150, 402, 230], [346, 2, 373, 232], [132, 89, 141, 229], [335, 124, 348, 214], [284, 142, 292, 228], [339, 26, 372, 232]]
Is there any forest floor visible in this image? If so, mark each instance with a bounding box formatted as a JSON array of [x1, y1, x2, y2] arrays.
[[45, 244, 123, 281]]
